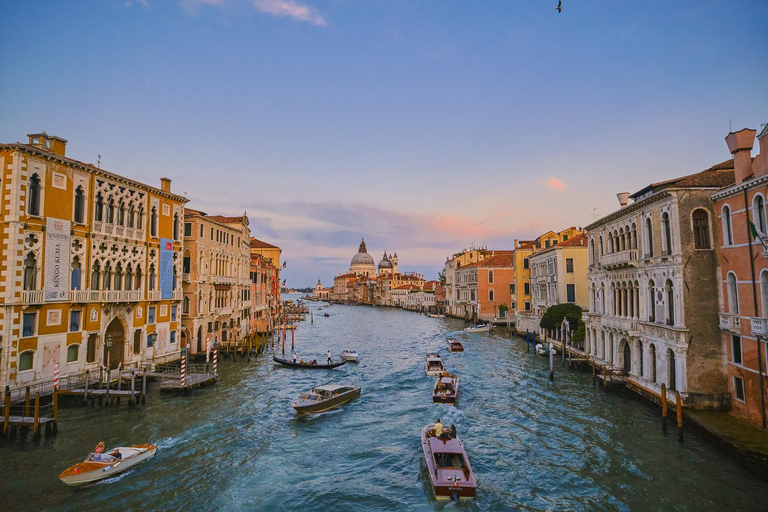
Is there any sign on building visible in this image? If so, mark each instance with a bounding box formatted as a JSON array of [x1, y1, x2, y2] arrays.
[[160, 238, 174, 299], [44, 217, 70, 301]]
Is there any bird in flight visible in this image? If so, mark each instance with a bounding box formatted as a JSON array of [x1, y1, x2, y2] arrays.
[[556, 1, 562, 13]]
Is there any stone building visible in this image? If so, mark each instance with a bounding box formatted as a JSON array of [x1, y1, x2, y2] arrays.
[[250, 251, 278, 333], [1, 132, 186, 387], [713, 124, 768, 427], [584, 162, 734, 408], [250, 238, 282, 325], [181, 209, 251, 355], [454, 253, 515, 322]]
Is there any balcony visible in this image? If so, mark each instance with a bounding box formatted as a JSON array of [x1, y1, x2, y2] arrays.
[[69, 290, 90, 302], [211, 275, 236, 285], [147, 291, 162, 301], [719, 313, 741, 333], [104, 223, 114, 235], [21, 290, 45, 304], [599, 250, 638, 269], [173, 290, 183, 301], [115, 226, 125, 237], [182, 273, 191, 283], [602, 315, 639, 335], [750, 317, 767, 336], [216, 307, 233, 316]]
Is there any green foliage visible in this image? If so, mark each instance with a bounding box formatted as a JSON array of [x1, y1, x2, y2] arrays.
[[539, 303, 583, 331], [498, 304, 509, 313], [572, 322, 585, 343], [438, 270, 446, 286]]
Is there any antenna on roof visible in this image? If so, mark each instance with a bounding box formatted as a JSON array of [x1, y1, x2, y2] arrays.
[[729, 120, 732, 132], [97, 154, 101, 168], [592, 208, 599, 222]]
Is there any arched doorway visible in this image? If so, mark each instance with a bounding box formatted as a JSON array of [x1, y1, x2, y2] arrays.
[[667, 349, 677, 391], [104, 317, 125, 370], [620, 339, 631, 374], [197, 326, 203, 354]]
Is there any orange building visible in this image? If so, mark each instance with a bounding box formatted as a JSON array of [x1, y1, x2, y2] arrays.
[[455, 254, 515, 322]]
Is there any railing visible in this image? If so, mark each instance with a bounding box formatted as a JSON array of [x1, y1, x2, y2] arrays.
[[69, 290, 89, 302], [751, 317, 768, 336], [216, 307, 233, 316], [719, 313, 741, 332], [602, 316, 639, 333], [93, 221, 102, 232], [211, 275, 236, 285], [104, 224, 114, 235], [147, 291, 162, 301], [21, 290, 45, 304], [173, 290, 183, 301], [182, 273, 190, 283], [599, 249, 638, 267], [125, 227, 134, 239], [115, 226, 125, 237]]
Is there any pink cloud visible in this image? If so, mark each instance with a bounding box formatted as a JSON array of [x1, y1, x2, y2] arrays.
[[542, 176, 565, 191], [252, 0, 326, 26]]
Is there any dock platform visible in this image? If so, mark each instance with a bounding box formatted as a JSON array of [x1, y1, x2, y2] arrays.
[[160, 372, 216, 392]]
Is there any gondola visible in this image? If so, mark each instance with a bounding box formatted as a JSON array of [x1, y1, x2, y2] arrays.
[[273, 355, 347, 369]]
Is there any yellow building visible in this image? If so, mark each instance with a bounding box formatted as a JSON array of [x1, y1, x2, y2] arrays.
[[0, 132, 187, 388]]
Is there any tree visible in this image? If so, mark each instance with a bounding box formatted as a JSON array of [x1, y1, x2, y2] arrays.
[[539, 303, 583, 332], [438, 270, 446, 286]]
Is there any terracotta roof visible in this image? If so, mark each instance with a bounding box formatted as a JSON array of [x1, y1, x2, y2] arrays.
[[207, 215, 246, 224], [557, 233, 588, 247], [459, 254, 515, 269], [630, 159, 735, 199], [517, 241, 536, 250], [250, 238, 280, 249]]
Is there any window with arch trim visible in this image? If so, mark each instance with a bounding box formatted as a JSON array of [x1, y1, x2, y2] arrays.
[[67, 344, 80, 363], [19, 350, 35, 371], [661, 212, 672, 255], [74, 186, 85, 223], [488, 270, 494, 284], [28, 174, 41, 216], [645, 217, 654, 257], [489, 289, 494, 302], [692, 209, 711, 249], [727, 272, 739, 314], [754, 195, 767, 235], [760, 270, 768, 319], [722, 205, 734, 245]]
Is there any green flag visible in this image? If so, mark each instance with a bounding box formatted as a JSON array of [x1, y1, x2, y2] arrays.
[[749, 219, 760, 240]]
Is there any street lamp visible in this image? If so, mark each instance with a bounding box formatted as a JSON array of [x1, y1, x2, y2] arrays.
[[105, 334, 113, 370]]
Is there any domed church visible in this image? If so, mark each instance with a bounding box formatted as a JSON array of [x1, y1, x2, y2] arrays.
[[378, 251, 398, 275], [349, 239, 398, 277]]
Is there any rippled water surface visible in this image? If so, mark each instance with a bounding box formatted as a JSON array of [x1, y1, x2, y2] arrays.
[[2, 296, 767, 511]]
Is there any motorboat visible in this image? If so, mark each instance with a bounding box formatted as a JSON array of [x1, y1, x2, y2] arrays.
[[59, 443, 158, 487], [447, 339, 464, 352], [535, 343, 556, 356], [464, 324, 491, 333], [292, 384, 361, 414], [421, 423, 477, 501], [425, 353, 445, 376], [340, 349, 360, 362], [428, 314, 446, 318], [433, 373, 459, 405], [324, 312, 330, 317], [273, 355, 347, 369]]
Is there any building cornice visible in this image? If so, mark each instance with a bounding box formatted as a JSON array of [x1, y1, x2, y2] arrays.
[[1, 143, 189, 203], [712, 174, 768, 200], [585, 191, 672, 231]]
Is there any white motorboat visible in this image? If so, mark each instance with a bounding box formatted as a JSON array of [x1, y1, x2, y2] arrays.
[[425, 353, 446, 376], [535, 343, 556, 356], [59, 443, 157, 487], [428, 314, 446, 318], [464, 324, 491, 333], [340, 349, 360, 362]]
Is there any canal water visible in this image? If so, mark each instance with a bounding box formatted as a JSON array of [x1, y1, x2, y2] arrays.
[[2, 296, 767, 511]]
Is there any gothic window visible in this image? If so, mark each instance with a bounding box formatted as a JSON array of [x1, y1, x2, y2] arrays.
[[114, 263, 123, 291], [173, 213, 180, 240], [727, 272, 739, 314], [755, 195, 767, 235], [28, 174, 41, 216], [71, 257, 82, 290], [149, 264, 156, 291], [127, 204, 135, 228], [722, 205, 733, 245], [105, 197, 114, 224], [648, 280, 655, 322], [137, 206, 144, 230], [150, 207, 157, 237], [666, 279, 675, 326], [761, 270, 768, 319], [117, 201, 125, 225], [94, 193, 104, 222], [488, 271, 494, 284], [692, 209, 711, 249], [23, 253, 37, 290], [183, 296, 190, 314], [631, 223, 637, 250], [125, 265, 133, 291], [135, 265, 142, 290], [662, 212, 672, 255], [103, 262, 112, 290], [74, 186, 85, 224], [645, 217, 654, 257], [649, 344, 657, 383], [91, 261, 101, 290]]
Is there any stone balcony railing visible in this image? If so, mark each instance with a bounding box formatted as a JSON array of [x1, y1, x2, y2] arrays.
[[21, 290, 45, 304], [599, 250, 638, 268], [173, 290, 183, 301], [750, 317, 767, 336], [211, 275, 236, 285], [719, 313, 741, 333], [602, 315, 639, 335], [216, 307, 233, 316], [147, 291, 162, 301], [182, 273, 190, 283]]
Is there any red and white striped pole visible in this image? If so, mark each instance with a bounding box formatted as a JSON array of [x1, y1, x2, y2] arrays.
[[180, 348, 187, 387], [213, 341, 218, 377], [53, 363, 60, 391]]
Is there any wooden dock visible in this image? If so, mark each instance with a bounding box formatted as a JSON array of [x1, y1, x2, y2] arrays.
[[160, 372, 217, 392]]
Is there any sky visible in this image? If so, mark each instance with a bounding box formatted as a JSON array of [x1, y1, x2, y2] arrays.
[[1, 0, 766, 287]]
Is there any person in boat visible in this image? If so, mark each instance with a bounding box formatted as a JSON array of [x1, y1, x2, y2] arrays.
[[450, 425, 457, 438], [292, 352, 298, 364], [434, 418, 443, 437], [300, 358, 305, 364], [326, 350, 332, 365], [93, 441, 106, 461], [111, 448, 122, 460]]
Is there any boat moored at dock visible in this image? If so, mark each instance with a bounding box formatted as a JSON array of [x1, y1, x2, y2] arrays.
[[421, 423, 477, 501], [59, 443, 157, 487], [292, 385, 361, 413], [464, 324, 491, 333], [425, 353, 445, 376]]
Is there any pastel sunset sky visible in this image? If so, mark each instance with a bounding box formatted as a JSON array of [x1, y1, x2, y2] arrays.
[[1, 1, 766, 286]]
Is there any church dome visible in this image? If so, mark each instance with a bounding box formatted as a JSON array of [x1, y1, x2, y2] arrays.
[[378, 252, 393, 269], [351, 239, 374, 266]]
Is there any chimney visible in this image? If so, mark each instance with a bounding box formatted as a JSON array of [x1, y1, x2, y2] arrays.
[[160, 177, 172, 192], [753, 123, 768, 177], [514, 238, 518, 248], [27, 132, 67, 157], [725, 128, 756, 184], [617, 192, 630, 208]]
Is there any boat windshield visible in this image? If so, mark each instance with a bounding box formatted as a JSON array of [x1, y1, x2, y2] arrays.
[[434, 453, 466, 469]]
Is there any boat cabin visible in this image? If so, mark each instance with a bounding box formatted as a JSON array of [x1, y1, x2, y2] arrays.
[[306, 385, 354, 400]]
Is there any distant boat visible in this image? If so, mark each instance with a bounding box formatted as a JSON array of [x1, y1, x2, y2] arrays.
[[324, 312, 330, 317], [464, 324, 491, 333], [273, 356, 346, 369], [421, 423, 477, 501], [428, 314, 446, 318], [340, 349, 360, 362], [292, 384, 361, 414], [433, 373, 459, 405], [447, 339, 464, 352], [425, 353, 445, 376], [535, 343, 555, 356], [59, 443, 157, 487]]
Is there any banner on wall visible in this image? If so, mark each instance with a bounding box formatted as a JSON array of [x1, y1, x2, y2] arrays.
[[160, 238, 174, 300], [44, 218, 71, 301]]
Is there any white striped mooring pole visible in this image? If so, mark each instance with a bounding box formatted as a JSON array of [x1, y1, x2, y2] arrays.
[[53, 363, 60, 391]]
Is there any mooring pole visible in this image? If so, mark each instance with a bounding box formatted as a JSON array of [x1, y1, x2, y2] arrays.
[[676, 390, 684, 443], [549, 344, 554, 381], [661, 383, 668, 431]]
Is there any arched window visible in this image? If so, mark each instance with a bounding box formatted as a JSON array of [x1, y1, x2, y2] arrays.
[[102, 262, 112, 290], [598, 235, 604, 256], [755, 195, 767, 235], [117, 201, 125, 225], [94, 193, 103, 222], [114, 263, 123, 291], [135, 265, 142, 290], [74, 186, 85, 223], [619, 228, 626, 251], [488, 270, 494, 284], [149, 264, 156, 291], [761, 270, 768, 319], [727, 272, 739, 314], [71, 257, 82, 290], [600, 283, 605, 314], [649, 344, 657, 383], [666, 279, 675, 326], [137, 206, 144, 230], [631, 223, 637, 250], [91, 261, 101, 290], [23, 253, 37, 290], [489, 289, 494, 302], [173, 213, 180, 240], [648, 280, 656, 322], [645, 217, 654, 257], [19, 351, 35, 372], [662, 212, 672, 255], [183, 295, 190, 314], [723, 205, 733, 245], [667, 349, 677, 391], [125, 264, 133, 291], [637, 340, 644, 377], [150, 207, 157, 237], [28, 174, 41, 216], [693, 209, 711, 249], [127, 204, 135, 228], [173, 264, 178, 290], [67, 344, 80, 363], [105, 197, 114, 224]]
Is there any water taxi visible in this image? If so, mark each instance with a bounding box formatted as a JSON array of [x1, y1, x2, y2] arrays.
[[464, 324, 491, 333], [340, 349, 360, 362], [421, 424, 477, 501], [428, 314, 446, 318], [292, 385, 361, 414], [447, 339, 464, 352], [425, 353, 445, 376], [59, 443, 157, 487], [433, 373, 459, 405]]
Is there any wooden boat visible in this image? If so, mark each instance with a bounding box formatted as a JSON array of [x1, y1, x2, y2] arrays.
[[340, 349, 360, 362], [59, 443, 157, 487], [323, 312, 330, 317], [433, 373, 459, 405], [425, 353, 445, 376], [292, 384, 361, 413], [421, 424, 477, 501], [273, 356, 346, 369], [464, 324, 491, 333], [447, 339, 464, 352], [428, 314, 446, 318]]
